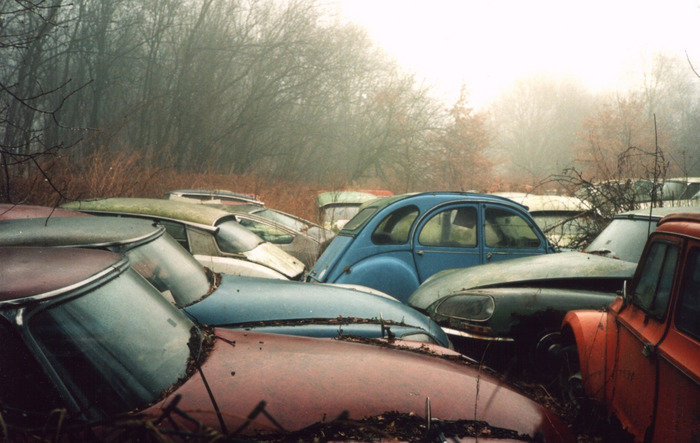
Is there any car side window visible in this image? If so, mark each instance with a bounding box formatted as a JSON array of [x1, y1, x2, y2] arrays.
[[158, 220, 190, 250], [676, 247, 700, 340], [419, 207, 477, 247], [634, 240, 678, 320], [371, 205, 419, 245], [484, 207, 541, 249], [238, 218, 294, 244], [0, 319, 63, 419]]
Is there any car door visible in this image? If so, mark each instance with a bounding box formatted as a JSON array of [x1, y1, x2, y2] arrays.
[[650, 243, 700, 441], [609, 236, 680, 442], [413, 204, 482, 282], [482, 204, 548, 263]]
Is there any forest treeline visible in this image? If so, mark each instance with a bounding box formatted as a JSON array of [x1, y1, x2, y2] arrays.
[[1, 0, 699, 207]]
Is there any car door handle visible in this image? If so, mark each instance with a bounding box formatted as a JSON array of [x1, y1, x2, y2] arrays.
[[416, 250, 424, 256], [486, 252, 492, 261]]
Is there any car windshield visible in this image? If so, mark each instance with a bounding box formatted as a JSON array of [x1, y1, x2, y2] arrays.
[[254, 208, 310, 232], [214, 219, 264, 253], [585, 217, 657, 263], [27, 268, 196, 418], [321, 205, 361, 228], [532, 212, 588, 236], [126, 234, 210, 307]]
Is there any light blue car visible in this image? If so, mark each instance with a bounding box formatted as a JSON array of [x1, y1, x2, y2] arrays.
[[307, 192, 554, 302]]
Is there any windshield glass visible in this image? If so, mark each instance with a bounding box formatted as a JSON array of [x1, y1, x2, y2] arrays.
[[585, 217, 656, 263], [126, 234, 210, 307], [214, 220, 263, 253], [321, 205, 362, 231], [28, 268, 195, 418], [341, 206, 378, 232], [255, 208, 309, 232]]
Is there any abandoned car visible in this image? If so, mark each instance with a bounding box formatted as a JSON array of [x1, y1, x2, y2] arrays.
[[308, 192, 554, 303], [407, 205, 700, 374], [316, 190, 392, 232], [62, 197, 305, 280], [207, 203, 334, 268], [0, 216, 449, 346], [0, 246, 574, 442], [492, 192, 595, 249], [560, 212, 700, 442]]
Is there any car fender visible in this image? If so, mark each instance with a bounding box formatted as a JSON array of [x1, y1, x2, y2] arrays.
[[562, 309, 613, 404], [334, 254, 420, 303]]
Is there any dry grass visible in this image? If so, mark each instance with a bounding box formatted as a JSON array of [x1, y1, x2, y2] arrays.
[[8, 151, 344, 223]]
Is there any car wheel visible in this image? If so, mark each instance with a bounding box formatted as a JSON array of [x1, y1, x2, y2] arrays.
[[517, 330, 563, 382]]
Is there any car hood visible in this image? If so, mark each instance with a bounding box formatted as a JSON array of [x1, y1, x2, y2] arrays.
[[306, 234, 354, 282], [408, 251, 637, 311], [427, 286, 618, 338], [244, 241, 305, 279], [184, 274, 449, 347], [142, 329, 573, 441]]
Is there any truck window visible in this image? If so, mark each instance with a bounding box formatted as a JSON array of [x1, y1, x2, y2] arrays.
[[634, 240, 679, 320], [676, 247, 700, 340]]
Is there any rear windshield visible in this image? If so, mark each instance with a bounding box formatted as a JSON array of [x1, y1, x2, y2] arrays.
[[585, 217, 656, 263]]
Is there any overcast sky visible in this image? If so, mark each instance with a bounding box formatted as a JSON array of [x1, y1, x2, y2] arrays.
[[332, 0, 700, 107]]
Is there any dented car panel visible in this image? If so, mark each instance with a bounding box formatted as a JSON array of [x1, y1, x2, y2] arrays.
[[562, 213, 700, 442], [185, 274, 451, 347], [1, 246, 574, 442], [426, 286, 618, 341], [144, 328, 574, 441]]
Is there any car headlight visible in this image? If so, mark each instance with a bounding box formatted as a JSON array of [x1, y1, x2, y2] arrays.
[[433, 294, 495, 321]]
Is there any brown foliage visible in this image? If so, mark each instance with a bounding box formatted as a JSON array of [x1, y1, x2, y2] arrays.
[[11, 150, 325, 222]]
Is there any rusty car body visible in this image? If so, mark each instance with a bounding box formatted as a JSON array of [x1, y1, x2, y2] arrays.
[[559, 212, 700, 442], [62, 197, 305, 280], [0, 246, 574, 442]]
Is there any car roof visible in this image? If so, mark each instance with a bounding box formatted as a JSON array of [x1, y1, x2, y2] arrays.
[[656, 212, 700, 238], [491, 192, 592, 212], [339, 191, 531, 235], [0, 216, 164, 248], [166, 189, 263, 205], [316, 191, 384, 207], [0, 247, 124, 302], [62, 197, 239, 227], [614, 205, 700, 220], [0, 203, 88, 220], [354, 191, 528, 213]]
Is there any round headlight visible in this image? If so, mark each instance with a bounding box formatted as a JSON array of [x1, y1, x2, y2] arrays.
[[434, 294, 495, 321]]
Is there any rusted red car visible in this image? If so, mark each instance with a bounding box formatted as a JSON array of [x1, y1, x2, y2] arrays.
[[1, 246, 574, 442], [560, 212, 700, 442]]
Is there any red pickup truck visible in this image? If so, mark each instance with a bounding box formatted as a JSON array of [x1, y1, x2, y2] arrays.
[[560, 212, 700, 442]]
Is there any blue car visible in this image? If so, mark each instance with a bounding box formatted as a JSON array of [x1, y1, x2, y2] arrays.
[[307, 192, 554, 302], [0, 215, 449, 347]]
